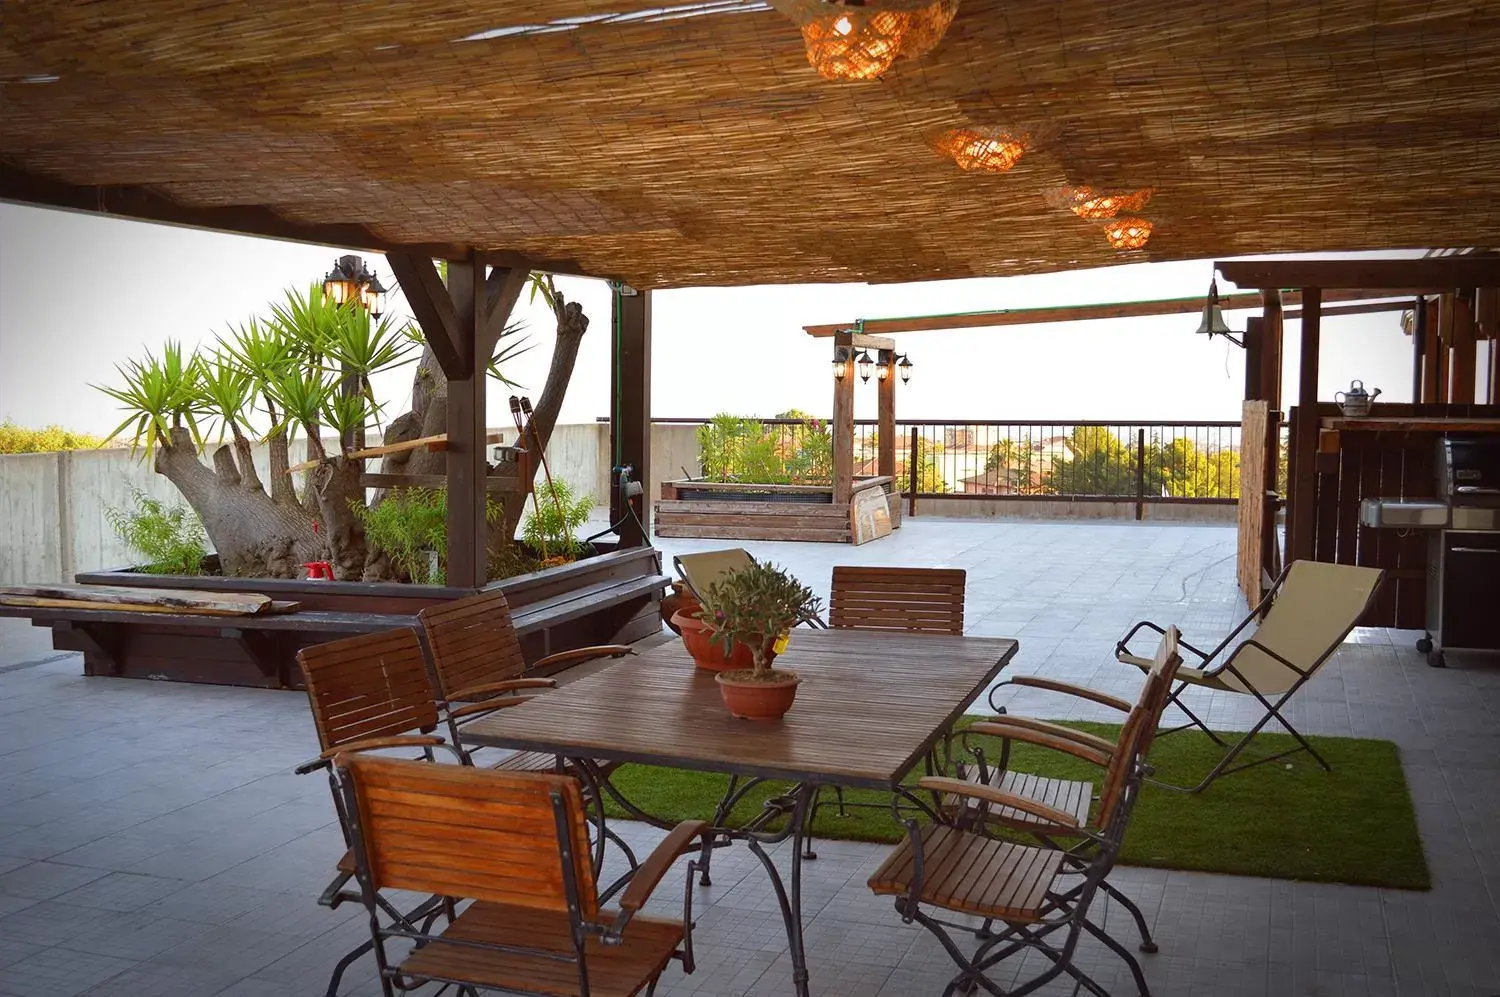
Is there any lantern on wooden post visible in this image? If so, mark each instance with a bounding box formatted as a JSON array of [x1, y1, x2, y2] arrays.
[[322, 255, 389, 316]]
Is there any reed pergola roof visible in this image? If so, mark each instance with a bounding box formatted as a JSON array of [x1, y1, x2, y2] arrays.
[[2, 1, 1498, 288]]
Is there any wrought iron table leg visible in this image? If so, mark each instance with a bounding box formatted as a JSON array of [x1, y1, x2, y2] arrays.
[[741, 783, 816, 997]]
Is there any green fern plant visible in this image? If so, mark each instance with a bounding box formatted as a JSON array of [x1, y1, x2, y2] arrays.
[[104, 489, 209, 575]]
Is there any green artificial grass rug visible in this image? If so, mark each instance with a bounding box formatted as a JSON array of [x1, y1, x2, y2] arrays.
[[603, 720, 1430, 890]]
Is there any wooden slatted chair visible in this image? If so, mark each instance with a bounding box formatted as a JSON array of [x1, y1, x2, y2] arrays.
[[828, 565, 965, 635], [868, 630, 1177, 997], [293, 627, 471, 997], [952, 626, 1183, 962], [418, 587, 635, 767], [336, 754, 707, 997]]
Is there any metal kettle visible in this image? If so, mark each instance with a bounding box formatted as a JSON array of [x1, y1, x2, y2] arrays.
[[1334, 379, 1381, 417]]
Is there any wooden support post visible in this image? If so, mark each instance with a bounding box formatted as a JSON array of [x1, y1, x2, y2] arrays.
[[445, 258, 488, 589], [832, 332, 856, 507], [1262, 291, 1284, 412], [611, 287, 652, 547], [877, 349, 896, 481], [1436, 293, 1454, 402], [1243, 316, 1264, 400], [1421, 298, 1442, 403], [1134, 428, 1147, 521], [1478, 288, 1499, 404], [907, 426, 920, 517], [1288, 287, 1322, 564], [1451, 291, 1477, 404], [1411, 295, 1427, 403]]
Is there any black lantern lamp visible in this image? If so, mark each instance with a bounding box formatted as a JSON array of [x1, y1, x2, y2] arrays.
[[831, 346, 850, 381], [323, 255, 388, 317], [856, 349, 874, 383], [898, 353, 913, 383]]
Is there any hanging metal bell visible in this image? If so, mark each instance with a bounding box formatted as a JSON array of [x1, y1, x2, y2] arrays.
[[1194, 278, 1233, 337]]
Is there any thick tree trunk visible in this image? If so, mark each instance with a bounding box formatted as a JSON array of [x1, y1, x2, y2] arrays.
[[154, 428, 320, 577]]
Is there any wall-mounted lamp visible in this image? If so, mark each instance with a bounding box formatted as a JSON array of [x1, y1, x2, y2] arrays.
[[856, 349, 874, 383], [877, 356, 891, 381], [322, 254, 389, 317], [897, 353, 913, 383], [832, 346, 850, 381], [1195, 278, 1243, 347]]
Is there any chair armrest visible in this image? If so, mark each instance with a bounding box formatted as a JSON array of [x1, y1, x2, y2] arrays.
[[1005, 676, 1132, 712], [448, 678, 557, 701], [967, 722, 1113, 768], [917, 776, 1080, 829], [618, 820, 709, 913], [970, 715, 1116, 756], [533, 645, 635, 671], [296, 734, 448, 773], [448, 696, 540, 721]]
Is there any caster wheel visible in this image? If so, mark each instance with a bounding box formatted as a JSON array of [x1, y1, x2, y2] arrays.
[[1426, 650, 1446, 668], [1416, 636, 1433, 654], [1139, 941, 1159, 954]]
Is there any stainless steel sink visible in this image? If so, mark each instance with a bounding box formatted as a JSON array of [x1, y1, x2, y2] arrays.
[[1359, 499, 1449, 529]]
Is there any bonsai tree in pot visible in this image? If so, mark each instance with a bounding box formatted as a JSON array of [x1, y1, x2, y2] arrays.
[[700, 562, 823, 720]]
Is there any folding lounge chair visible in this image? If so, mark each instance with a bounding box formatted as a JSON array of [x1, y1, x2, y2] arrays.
[[954, 627, 1183, 966], [868, 631, 1177, 997], [336, 755, 707, 997], [674, 548, 827, 626], [1114, 559, 1383, 793]]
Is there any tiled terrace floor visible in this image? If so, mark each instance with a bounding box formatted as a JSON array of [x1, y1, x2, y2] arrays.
[[1, 518, 1498, 996]]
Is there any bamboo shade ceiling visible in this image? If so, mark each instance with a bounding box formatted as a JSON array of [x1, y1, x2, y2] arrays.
[[2, 1, 1499, 288]]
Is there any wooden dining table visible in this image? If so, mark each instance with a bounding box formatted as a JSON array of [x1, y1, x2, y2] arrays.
[[462, 628, 1018, 997]]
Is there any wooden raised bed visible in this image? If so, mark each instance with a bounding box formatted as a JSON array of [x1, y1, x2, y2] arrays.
[[655, 477, 901, 543], [3, 546, 667, 690]]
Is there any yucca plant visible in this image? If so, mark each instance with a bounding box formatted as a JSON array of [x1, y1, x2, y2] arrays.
[[93, 340, 207, 462]]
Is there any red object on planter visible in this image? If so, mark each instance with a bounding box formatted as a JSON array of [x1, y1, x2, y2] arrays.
[[671, 609, 779, 672], [303, 561, 333, 580]]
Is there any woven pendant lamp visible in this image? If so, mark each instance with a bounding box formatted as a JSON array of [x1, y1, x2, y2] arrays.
[[932, 127, 1031, 172], [773, 0, 959, 81], [1101, 217, 1154, 250], [1051, 185, 1154, 219]]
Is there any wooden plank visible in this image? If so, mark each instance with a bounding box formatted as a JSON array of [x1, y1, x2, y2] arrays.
[[666, 480, 836, 495], [832, 334, 856, 508], [1216, 257, 1500, 291], [877, 349, 896, 480], [655, 500, 846, 517], [1236, 401, 1269, 606], [0, 584, 273, 615], [360, 473, 520, 492], [1319, 417, 1500, 432], [658, 512, 853, 530], [286, 432, 506, 471], [1452, 293, 1477, 404], [1289, 288, 1322, 563], [654, 525, 849, 542], [803, 289, 1410, 337]]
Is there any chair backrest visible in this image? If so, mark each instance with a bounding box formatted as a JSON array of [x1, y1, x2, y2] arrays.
[[828, 566, 965, 635], [297, 628, 439, 752], [1227, 560, 1383, 695], [1097, 625, 1181, 824], [674, 548, 756, 603], [339, 754, 597, 919], [418, 589, 527, 700]]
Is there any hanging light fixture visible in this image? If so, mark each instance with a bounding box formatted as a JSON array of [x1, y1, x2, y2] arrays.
[[898, 354, 913, 383], [1101, 217, 1154, 251], [832, 346, 851, 381], [932, 126, 1031, 173], [322, 255, 388, 313], [774, 0, 958, 82], [856, 349, 874, 383], [1194, 278, 1242, 346], [1050, 185, 1154, 219], [877, 356, 891, 381]]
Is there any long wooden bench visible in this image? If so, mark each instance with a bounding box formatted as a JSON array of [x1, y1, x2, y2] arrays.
[[1, 546, 669, 689]]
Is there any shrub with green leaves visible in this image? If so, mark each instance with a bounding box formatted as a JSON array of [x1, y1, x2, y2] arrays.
[[521, 479, 595, 561], [104, 489, 209, 575], [0, 422, 104, 454], [355, 489, 448, 584], [700, 561, 822, 676]]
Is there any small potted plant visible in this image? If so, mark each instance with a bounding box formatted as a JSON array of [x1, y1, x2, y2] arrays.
[[700, 562, 823, 720]]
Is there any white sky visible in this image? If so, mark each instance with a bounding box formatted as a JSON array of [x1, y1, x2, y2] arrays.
[[0, 202, 1426, 435]]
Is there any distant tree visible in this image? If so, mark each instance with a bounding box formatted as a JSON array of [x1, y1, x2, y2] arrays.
[[984, 436, 1042, 494], [0, 422, 103, 454], [1160, 438, 1240, 498], [1044, 426, 1164, 497], [906, 436, 949, 494]]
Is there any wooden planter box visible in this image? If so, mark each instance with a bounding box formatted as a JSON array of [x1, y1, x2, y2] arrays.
[[655, 477, 901, 543], [23, 546, 667, 689]]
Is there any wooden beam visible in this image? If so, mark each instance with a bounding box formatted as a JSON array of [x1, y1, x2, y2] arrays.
[[1411, 295, 1427, 403], [1261, 290, 1284, 412], [1451, 293, 1477, 404], [361, 473, 518, 492], [0, 164, 601, 278], [877, 349, 896, 480], [445, 258, 488, 590], [1437, 293, 1454, 402], [1422, 298, 1443, 403], [387, 251, 467, 378], [831, 333, 856, 507], [1289, 288, 1322, 564], [611, 288, 652, 547], [1216, 257, 1500, 291], [803, 289, 1406, 337], [481, 265, 530, 360], [1243, 317, 1264, 401]]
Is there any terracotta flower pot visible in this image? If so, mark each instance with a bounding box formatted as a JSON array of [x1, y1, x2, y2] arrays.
[[661, 582, 698, 635], [715, 668, 801, 721], [671, 609, 773, 672]]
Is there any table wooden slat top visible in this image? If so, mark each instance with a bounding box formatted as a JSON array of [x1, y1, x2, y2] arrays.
[[461, 630, 1018, 790]]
